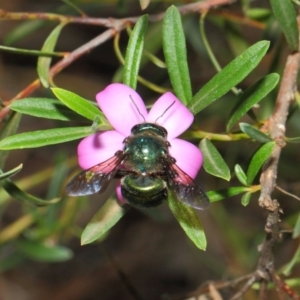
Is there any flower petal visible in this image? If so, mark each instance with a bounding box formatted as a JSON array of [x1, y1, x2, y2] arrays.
[[96, 83, 148, 137], [146, 92, 194, 139], [168, 138, 203, 179], [78, 130, 124, 169]]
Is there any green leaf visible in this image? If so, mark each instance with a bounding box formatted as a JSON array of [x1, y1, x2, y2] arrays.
[[199, 138, 230, 181], [0, 112, 22, 168], [246, 8, 272, 20], [241, 192, 252, 206], [226, 73, 279, 132], [293, 213, 300, 239], [123, 15, 148, 89], [207, 186, 250, 202], [0, 126, 93, 150], [10, 98, 87, 121], [142, 21, 163, 66], [189, 41, 270, 114], [17, 240, 73, 262], [1, 178, 60, 206], [168, 194, 206, 250], [81, 197, 129, 245], [163, 6, 192, 105], [0, 164, 23, 180], [37, 23, 66, 88], [234, 164, 247, 186], [246, 141, 275, 185], [270, 0, 299, 51], [4, 20, 45, 46], [51, 88, 107, 124], [240, 123, 273, 143], [0, 45, 63, 57], [282, 245, 300, 276], [285, 136, 300, 143]]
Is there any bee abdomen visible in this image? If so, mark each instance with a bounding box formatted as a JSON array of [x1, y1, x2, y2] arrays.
[[121, 175, 167, 208]]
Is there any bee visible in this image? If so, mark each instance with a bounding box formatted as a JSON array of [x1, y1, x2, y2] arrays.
[[66, 102, 209, 210]]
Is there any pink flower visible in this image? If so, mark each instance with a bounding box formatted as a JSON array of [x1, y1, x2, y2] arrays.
[[77, 83, 203, 203]]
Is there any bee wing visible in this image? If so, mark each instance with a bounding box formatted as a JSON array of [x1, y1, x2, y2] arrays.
[[166, 158, 210, 210], [66, 151, 125, 196]]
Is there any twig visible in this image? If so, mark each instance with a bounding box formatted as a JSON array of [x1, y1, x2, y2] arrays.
[[259, 281, 268, 300], [275, 185, 300, 201], [255, 14, 300, 283], [270, 270, 300, 300], [259, 49, 300, 209], [0, 0, 236, 26], [229, 274, 257, 300], [0, 9, 132, 29], [170, 273, 255, 300]]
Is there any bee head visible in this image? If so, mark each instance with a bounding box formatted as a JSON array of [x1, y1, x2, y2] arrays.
[[131, 123, 167, 138]]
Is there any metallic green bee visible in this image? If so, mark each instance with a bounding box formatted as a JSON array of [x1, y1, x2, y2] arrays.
[[66, 121, 209, 210]]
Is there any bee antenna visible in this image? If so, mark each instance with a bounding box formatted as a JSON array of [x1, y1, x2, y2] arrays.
[[130, 95, 146, 122], [155, 100, 175, 123]]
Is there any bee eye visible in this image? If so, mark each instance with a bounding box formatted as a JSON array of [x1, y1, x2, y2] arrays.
[[161, 149, 167, 156]]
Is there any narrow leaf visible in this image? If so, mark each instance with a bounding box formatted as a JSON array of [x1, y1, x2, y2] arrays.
[[282, 245, 300, 276], [123, 15, 148, 89], [0, 127, 93, 150], [199, 139, 230, 181], [2, 178, 60, 206], [37, 23, 65, 88], [241, 192, 252, 206], [270, 0, 299, 51], [0, 45, 63, 57], [189, 41, 270, 114], [240, 123, 273, 143], [81, 197, 129, 245], [168, 194, 206, 250], [4, 20, 45, 46], [10, 98, 87, 121], [246, 8, 272, 20], [234, 164, 247, 186], [293, 213, 300, 239], [207, 186, 250, 202], [227, 73, 279, 132], [246, 141, 275, 185], [285, 137, 300, 144], [0, 164, 23, 180], [163, 6, 192, 105], [0, 214, 34, 245], [142, 21, 163, 66], [0, 112, 22, 168], [51, 88, 108, 124], [17, 241, 73, 262]]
